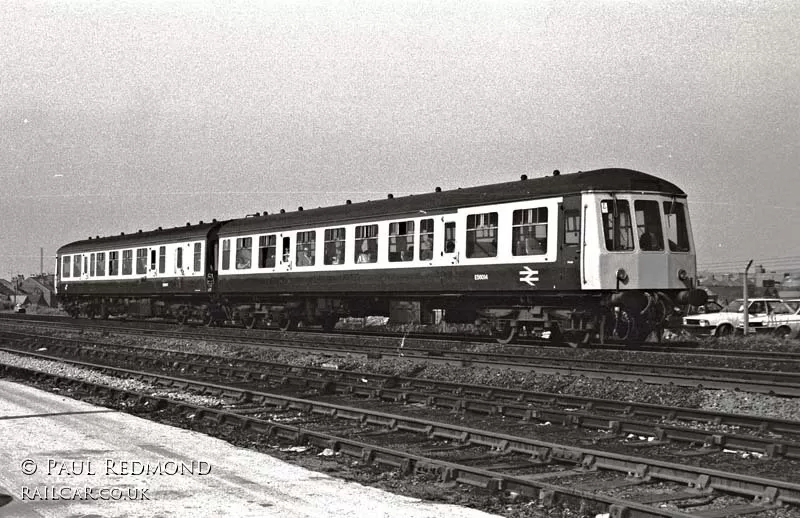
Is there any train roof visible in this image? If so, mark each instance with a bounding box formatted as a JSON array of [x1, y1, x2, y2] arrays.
[[57, 221, 222, 254], [219, 168, 686, 236]]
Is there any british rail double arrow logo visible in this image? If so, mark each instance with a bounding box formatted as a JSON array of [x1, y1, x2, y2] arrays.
[[518, 266, 539, 286]]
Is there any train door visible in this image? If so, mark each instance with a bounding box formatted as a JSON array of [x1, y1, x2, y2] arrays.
[[560, 197, 582, 288], [276, 235, 292, 272], [441, 219, 458, 265], [148, 248, 158, 279]]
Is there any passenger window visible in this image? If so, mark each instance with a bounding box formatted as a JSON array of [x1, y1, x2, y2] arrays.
[[236, 237, 252, 269], [90, 253, 96, 276], [62, 256, 71, 278], [109, 251, 119, 275], [419, 219, 434, 260], [136, 248, 147, 274], [258, 235, 276, 268], [193, 243, 202, 271], [296, 231, 316, 267], [158, 246, 166, 274], [221, 239, 231, 270], [96, 252, 105, 276], [564, 211, 581, 245], [466, 212, 498, 258], [634, 200, 664, 251], [512, 208, 547, 256], [444, 222, 456, 253], [601, 199, 634, 251], [389, 221, 414, 262], [324, 228, 346, 265], [663, 201, 691, 252], [355, 225, 378, 264], [83, 256, 88, 275], [73, 256, 82, 278], [150, 250, 157, 271], [122, 250, 133, 275]]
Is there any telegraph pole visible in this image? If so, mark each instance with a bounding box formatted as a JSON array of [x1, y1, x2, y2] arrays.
[[743, 260, 754, 335]]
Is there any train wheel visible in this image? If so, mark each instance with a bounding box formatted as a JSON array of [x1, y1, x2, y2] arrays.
[[493, 324, 517, 344], [610, 308, 635, 343], [278, 316, 298, 331], [243, 316, 258, 330]]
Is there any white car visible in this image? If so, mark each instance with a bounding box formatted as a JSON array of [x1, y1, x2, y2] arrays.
[[683, 298, 796, 338]]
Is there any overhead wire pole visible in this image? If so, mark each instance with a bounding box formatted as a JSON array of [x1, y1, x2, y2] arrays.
[[743, 259, 753, 336]]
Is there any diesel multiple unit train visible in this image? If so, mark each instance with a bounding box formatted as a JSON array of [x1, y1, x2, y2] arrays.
[[55, 168, 706, 345]]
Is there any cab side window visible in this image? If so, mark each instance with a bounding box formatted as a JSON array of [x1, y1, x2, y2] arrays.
[[564, 211, 581, 245]]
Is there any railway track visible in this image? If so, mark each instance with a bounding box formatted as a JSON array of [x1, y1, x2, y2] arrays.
[[3, 338, 800, 460], [4, 312, 800, 361], [3, 324, 800, 396], [1, 348, 799, 517]]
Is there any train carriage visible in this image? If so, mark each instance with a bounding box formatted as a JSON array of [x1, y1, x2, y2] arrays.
[[55, 168, 706, 345], [56, 221, 222, 320], [211, 168, 705, 342]]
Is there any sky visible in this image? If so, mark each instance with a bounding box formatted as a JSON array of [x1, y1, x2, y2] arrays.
[[2, 0, 799, 277]]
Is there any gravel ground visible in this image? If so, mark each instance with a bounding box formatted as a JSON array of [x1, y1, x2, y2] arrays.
[[3, 327, 800, 517]]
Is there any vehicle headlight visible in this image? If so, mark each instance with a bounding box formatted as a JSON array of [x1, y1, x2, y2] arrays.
[[698, 320, 710, 327], [678, 268, 688, 281]]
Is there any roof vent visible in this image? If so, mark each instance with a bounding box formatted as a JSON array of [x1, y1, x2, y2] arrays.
[[387, 193, 393, 199], [521, 174, 528, 181], [88, 236, 92, 240], [199, 221, 203, 225], [553, 169, 560, 176], [435, 187, 442, 193], [157, 227, 162, 230], [96, 235, 100, 239], [186, 222, 191, 226], [212, 218, 217, 223], [346, 200, 352, 205], [120, 232, 125, 236], [280, 209, 286, 214], [138, 229, 142, 233], [298, 206, 303, 211]]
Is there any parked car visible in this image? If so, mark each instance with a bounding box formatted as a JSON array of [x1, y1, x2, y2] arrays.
[[682, 298, 793, 337]]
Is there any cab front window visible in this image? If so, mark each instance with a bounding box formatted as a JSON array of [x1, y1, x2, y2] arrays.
[[601, 199, 634, 251]]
